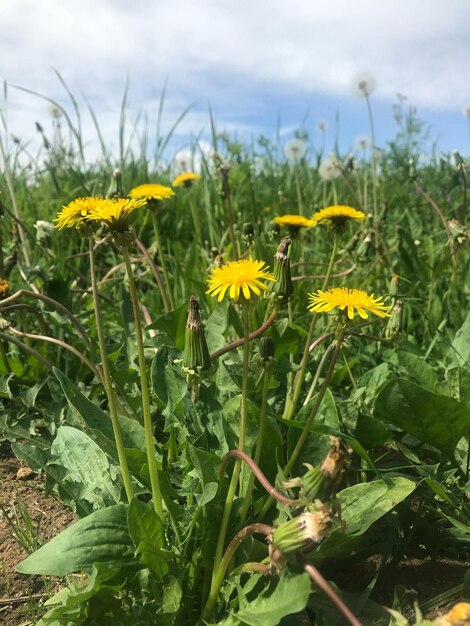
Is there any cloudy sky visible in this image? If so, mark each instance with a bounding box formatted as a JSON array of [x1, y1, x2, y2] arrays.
[[1, 0, 469, 163]]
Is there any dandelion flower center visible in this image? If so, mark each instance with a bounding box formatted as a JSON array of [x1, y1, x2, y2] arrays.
[[207, 258, 275, 302], [308, 287, 391, 320]]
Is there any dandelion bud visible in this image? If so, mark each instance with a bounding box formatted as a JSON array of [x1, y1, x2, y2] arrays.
[[268, 509, 332, 569], [271, 237, 293, 302], [389, 274, 400, 298], [242, 222, 255, 246], [283, 436, 351, 503], [107, 169, 123, 199], [385, 299, 402, 339], [183, 296, 211, 374], [268, 220, 281, 240], [259, 336, 275, 361]]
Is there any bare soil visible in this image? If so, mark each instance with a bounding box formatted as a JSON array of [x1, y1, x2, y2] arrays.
[[0, 446, 76, 626]]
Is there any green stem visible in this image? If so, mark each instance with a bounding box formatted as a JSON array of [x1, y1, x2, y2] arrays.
[[240, 361, 272, 521], [189, 194, 203, 244], [365, 93, 378, 229], [285, 327, 345, 475], [122, 246, 164, 519], [283, 233, 339, 421], [151, 212, 175, 310], [294, 166, 303, 213], [203, 303, 250, 619], [89, 238, 134, 502]]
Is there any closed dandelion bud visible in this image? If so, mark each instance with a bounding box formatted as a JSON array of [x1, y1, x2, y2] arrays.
[[385, 299, 402, 339], [271, 237, 293, 302], [259, 336, 275, 361], [389, 274, 400, 297], [106, 169, 123, 199], [183, 295, 211, 373], [283, 436, 351, 503], [242, 222, 255, 245], [268, 221, 281, 240], [268, 509, 332, 569]]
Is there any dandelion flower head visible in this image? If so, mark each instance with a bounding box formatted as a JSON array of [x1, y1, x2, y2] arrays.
[[172, 172, 201, 188], [351, 72, 376, 98], [273, 215, 315, 229], [0, 278, 9, 296], [308, 287, 391, 320], [129, 184, 175, 202], [284, 138, 307, 161], [312, 205, 366, 229], [55, 197, 103, 230], [354, 135, 372, 152], [87, 198, 147, 229], [207, 258, 275, 302], [462, 105, 470, 118]]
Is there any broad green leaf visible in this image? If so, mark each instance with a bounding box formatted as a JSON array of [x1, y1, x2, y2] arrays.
[[395, 350, 439, 390], [357, 362, 390, 404], [127, 499, 168, 579], [374, 378, 470, 458], [233, 572, 311, 626], [17, 504, 135, 576], [338, 477, 416, 535], [54, 368, 146, 451], [47, 426, 120, 512], [147, 302, 187, 349], [151, 349, 188, 419]]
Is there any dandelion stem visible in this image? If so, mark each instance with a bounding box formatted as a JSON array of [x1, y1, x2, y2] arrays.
[[135, 237, 171, 313], [89, 238, 134, 503], [204, 303, 250, 619], [283, 234, 338, 421], [303, 562, 363, 626], [122, 246, 164, 519], [285, 327, 345, 475], [151, 212, 175, 310], [240, 361, 273, 521]]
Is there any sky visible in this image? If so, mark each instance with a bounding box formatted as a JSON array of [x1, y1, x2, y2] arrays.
[[1, 0, 470, 165]]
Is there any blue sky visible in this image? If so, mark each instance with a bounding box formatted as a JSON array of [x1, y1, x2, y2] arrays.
[[1, 0, 469, 163]]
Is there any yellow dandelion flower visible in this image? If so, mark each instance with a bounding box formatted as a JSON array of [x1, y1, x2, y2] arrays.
[[312, 205, 366, 229], [172, 172, 201, 188], [440, 602, 470, 626], [129, 183, 175, 202], [207, 258, 275, 302], [0, 278, 9, 297], [54, 197, 103, 230], [87, 198, 147, 229], [308, 287, 391, 320], [273, 215, 315, 229]]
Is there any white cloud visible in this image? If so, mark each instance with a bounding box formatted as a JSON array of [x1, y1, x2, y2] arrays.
[[1, 0, 469, 159]]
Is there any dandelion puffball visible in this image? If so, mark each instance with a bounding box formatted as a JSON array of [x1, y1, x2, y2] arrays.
[[351, 72, 376, 98], [284, 138, 307, 161]]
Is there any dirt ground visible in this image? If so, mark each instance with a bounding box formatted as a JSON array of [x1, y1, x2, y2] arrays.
[[0, 447, 76, 626]]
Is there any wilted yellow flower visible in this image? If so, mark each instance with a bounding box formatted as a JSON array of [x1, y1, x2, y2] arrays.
[[172, 172, 201, 188], [129, 184, 175, 202], [312, 205, 366, 229], [87, 198, 147, 230], [273, 215, 315, 230], [0, 278, 9, 297], [437, 602, 470, 626], [308, 287, 391, 320], [207, 258, 275, 302], [55, 197, 103, 230]]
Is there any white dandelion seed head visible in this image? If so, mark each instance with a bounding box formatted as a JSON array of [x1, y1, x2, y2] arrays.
[[351, 72, 377, 98], [318, 157, 341, 181], [174, 149, 192, 172], [461, 104, 470, 118], [354, 134, 372, 152], [284, 138, 307, 161], [48, 104, 62, 120], [317, 119, 329, 133]]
